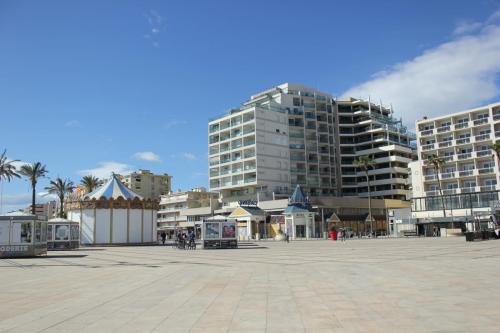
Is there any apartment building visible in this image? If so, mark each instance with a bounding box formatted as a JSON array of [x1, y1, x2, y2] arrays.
[[337, 98, 415, 200], [411, 102, 500, 230], [120, 170, 172, 200], [209, 83, 339, 203], [416, 102, 500, 197], [208, 83, 415, 203], [24, 200, 57, 218], [157, 188, 219, 231]]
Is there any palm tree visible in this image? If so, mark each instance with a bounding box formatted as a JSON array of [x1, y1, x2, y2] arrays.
[[0, 149, 21, 183], [355, 155, 375, 236], [427, 154, 447, 219], [491, 141, 500, 172], [0, 150, 21, 212], [80, 175, 101, 194], [19, 162, 48, 215], [45, 177, 75, 218]]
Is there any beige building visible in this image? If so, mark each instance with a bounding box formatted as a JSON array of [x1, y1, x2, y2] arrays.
[[120, 170, 172, 200], [157, 188, 219, 231], [24, 200, 57, 219]]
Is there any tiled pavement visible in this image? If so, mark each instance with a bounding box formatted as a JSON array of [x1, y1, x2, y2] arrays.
[[1, 237, 499, 332]]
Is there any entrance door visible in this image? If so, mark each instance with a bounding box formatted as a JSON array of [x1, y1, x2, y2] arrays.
[[296, 225, 305, 238]]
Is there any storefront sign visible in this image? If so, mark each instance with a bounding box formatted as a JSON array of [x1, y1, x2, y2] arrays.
[[0, 245, 29, 253], [238, 200, 258, 207], [270, 215, 285, 224]]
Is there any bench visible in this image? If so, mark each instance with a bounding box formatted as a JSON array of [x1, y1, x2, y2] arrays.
[[402, 230, 418, 237]]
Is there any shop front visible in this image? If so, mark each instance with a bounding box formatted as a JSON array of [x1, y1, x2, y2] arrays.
[[47, 218, 80, 250], [0, 213, 47, 258]]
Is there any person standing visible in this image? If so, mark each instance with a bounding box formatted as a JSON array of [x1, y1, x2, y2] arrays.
[[160, 231, 167, 245]]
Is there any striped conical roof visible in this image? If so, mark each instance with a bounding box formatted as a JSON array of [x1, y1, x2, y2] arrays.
[[83, 174, 143, 200]]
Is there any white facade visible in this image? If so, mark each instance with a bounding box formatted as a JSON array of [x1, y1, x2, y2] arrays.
[[209, 83, 338, 203], [336, 98, 415, 200], [415, 102, 500, 197], [157, 189, 219, 229]]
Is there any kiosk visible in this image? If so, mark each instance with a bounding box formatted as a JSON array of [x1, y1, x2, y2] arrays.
[[0, 213, 47, 257], [202, 215, 237, 249], [47, 218, 80, 250]]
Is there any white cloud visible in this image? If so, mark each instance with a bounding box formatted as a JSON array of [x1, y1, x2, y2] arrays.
[[164, 120, 187, 129], [78, 162, 134, 179], [144, 10, 165, 47], [453, 20, 482, 35], [343, 11, 500, 127], [182, 153, 197, 161], [64, 120, 81, 128], [133, 151, 161, 162]]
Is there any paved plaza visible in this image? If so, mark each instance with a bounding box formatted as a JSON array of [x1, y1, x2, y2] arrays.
[[0, 238, 499, 333]]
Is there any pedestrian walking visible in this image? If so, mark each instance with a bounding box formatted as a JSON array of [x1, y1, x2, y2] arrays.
[[285, 232, 290, 243], [160, 231, 166, 245]]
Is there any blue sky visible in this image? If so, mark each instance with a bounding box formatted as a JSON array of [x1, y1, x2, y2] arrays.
[[1, 0, 500, 212]]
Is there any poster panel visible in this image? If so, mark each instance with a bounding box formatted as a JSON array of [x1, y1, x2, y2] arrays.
[[204, 222, 220, 239], [221, 222, 236, 238], [55, 225, 70, 241]]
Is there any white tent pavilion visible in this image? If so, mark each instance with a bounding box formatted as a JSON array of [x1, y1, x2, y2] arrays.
[[67, 174, 158, 245]]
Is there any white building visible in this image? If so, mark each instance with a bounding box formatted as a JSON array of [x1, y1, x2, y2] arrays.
[[411, 102, 500, 233], [336, 98, 415, 200], [157, 188, 219, 232], [208, 83, 415, 203]]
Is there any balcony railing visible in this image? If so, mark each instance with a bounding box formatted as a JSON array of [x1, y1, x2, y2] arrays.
[[480, 185, 497, 191], [478, 167, 494, 174], [442, 188, 458, 195], [244, 178, 256, 183], [442, 156, 454, 162], [473, 118, 489, 125], [441, 172, 455, 179], [456, 137, 471, 145], [457, 152, 472, 160], [243, 140, 255, 146], [455, 122, 469, 129], [290, 156, 306, 161], [290, 168, 306, 173], [459, 170, 474, 177], [424, 174, 437, 181], [422, 143, 435, 151], [436, 125, 451, 133], [421, 129, 434, 136], [460, 187, 476, 193], [475, 133, 491, 141], [438, 141, 452, 148], [494, 114, 500, 121], [476, 150, 490, 157]]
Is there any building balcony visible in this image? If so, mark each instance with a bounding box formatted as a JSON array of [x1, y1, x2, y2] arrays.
[[440, 172, 456, 179], [477, 167, 494, 175], [480, 185, 497, 191], [473, 118, 489, 126], [473, 149, 489, 157], [456, 137, 471, 145], [475, 133, 491, 142], [458, 170, 474, 177], [290, 156, 306, 161], [290, 144, 305, 149], [455, 122, 469, 129], [436, 125, 451, 133], [456, 152, 472, 160], [493, 114, 500, 121], [420, 129, 434, 136], [438, 141, 453, 148], [422, 143, 436, 151], [291, 179, 307, 185], [290, 168, 307, 173], [424, 174, 437, 181]]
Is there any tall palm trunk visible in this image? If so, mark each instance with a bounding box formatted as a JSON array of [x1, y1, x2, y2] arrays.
[[366, 171, 373, 236], [31, 180, 36, 215], [58, 194, 64, 218]]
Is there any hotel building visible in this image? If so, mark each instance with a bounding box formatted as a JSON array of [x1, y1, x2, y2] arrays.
[[411, 102, 500, 231], [336, 98, 415, 200], [208, 83, 415, 203]]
